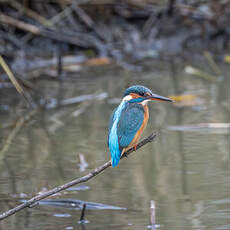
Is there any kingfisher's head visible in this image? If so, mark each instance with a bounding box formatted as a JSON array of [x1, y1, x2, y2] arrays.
[[122, 85, 173, 104]]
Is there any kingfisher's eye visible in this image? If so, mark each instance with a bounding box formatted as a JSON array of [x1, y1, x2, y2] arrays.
[[139, 92, 145, 96]]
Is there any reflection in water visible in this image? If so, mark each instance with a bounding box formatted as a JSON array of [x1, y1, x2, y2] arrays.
[[1, 61, 230, 230]]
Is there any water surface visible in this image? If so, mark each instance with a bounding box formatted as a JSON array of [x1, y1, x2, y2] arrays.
[[1, 60, 230, 230]]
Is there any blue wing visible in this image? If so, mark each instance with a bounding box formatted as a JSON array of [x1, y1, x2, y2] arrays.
[[117, 103, 144, 148], [108, 102, 127, 167]]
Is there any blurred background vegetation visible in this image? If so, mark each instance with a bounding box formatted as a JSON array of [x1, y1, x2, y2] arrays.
[[1, 0, 230, 110]]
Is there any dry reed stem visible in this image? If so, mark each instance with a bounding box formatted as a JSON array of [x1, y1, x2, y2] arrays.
[[0, 55, 34, 107]]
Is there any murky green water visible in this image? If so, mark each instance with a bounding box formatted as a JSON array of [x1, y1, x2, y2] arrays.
[[1, 60, 230, 230]]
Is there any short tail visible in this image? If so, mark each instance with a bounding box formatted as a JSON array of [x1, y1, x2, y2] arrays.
[[111, 156, 121, 167], [111, 148, 123, 167]]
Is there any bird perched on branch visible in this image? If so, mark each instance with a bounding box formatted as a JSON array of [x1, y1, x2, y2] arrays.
[[108, 85, 172, 167]]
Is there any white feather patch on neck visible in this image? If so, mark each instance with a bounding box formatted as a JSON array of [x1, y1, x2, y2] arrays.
[[141, 99, 150, 105], [122, 95, 133, 101]]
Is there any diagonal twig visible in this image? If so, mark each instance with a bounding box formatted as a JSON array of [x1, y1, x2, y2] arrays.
[[0, 55, 35, 108], [0, 132, 157, 221], [9, 0, 54, 28], [0, 55, 25, 98]]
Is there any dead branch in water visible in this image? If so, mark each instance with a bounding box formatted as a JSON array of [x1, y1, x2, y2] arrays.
[[0, 132, 157, 221]]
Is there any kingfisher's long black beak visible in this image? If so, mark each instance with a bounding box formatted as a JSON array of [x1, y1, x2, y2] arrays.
[[147, 93, 173, 102]]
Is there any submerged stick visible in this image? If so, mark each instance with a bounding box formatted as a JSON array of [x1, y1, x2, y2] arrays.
[[80, 203, 87, 222], [0, 132, 157, 221], [150, 200, 156, 227]]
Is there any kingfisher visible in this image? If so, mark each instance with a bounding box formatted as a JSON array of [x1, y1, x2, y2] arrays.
[[108, 85, 172, 167]]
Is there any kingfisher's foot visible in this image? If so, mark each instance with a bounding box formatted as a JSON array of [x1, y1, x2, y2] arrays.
[[124, 152, 128, 158], [134, 145, 137, 151]]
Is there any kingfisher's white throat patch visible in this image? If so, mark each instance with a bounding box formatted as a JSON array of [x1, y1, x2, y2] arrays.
[[141, 99, 150, 105]]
